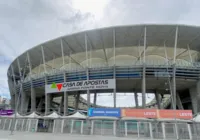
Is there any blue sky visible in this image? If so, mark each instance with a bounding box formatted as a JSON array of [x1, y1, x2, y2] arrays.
[[1, 0, 200, 105]]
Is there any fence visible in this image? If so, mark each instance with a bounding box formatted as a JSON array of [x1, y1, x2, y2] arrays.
[[0, 117, 200, 140]]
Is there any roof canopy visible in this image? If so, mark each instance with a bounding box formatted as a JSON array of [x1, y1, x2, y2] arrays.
[[8, 24, 200, 74], [24, 112, 41, 119], [43, 112, 60, 119], [193, 114, 200, 122], [62, 112, 86, 119]]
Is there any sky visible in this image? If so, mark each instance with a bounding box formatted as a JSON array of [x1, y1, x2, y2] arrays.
[[0, 0, 200, 105]]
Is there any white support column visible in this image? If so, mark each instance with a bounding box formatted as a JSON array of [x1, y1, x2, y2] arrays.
[[172, 26, 179, 110], [91, 120, 94, 135], [59, 95, 64, 114], [8, 119, 12, 130], [69, 51, 72, 70], [86, 68, 90, 109], [61, 120, 64, 133], [173, 26, 179, 64], [90, 44, 92, 68], [14, 119, 18, 131], [113, 28, 116, 108], [11, 65, 18, 112], [81, 120, 84, 134], [162, 123, 166, 139], [164, 41, 168, 64], [60, 39, 65, 67], [155, 90, 161, 109], [27, 52, 36, 112], [113, 67, 116, 108], [17, 58, 22, 77], [175, 123, 179, 140], [75, 92, 80, 111], [44, 77, 49, 115], [134, 92, 139, 108], [52, 120, 56, 133], [113, 28, 116, 66], [71, 120, 74, 134], [64, 72, 68, 116], [93, 92, 97, 107], [137, 122, 140, 138], [85, 34, 90, 111], [85, 33, 88, 67], [188, 124, 192, 140], [17, 58, 25, 114], [187, 45, 193, 63], [35, 119, 39, 132], [149, 122, 153, 139], [125, 121, 127, 136], [142, 26, 147, 108], [176, 92, 183, 109], [27, 52, 32, 75], [196, 80, 200, 113], [113, 121, 116, 136], [41, 45, 46, 73]]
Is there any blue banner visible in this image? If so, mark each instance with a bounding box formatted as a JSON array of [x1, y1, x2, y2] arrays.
[[88, 108, 121, 117]]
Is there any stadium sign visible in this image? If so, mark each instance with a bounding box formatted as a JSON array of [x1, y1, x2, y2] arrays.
[[88, 108, 121, 117], [45, 79, 116, 93]]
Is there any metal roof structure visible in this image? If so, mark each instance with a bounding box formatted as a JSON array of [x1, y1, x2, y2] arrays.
[[8, 24, 200, 76]]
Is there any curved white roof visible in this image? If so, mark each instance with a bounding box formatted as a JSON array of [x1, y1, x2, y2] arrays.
[[8, 24, 200, 75]]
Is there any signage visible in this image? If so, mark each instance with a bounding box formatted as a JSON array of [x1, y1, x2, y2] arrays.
[[121, 109, 157, 118], [158, 110, 192, 120], [0, 110, 13, 116], [45, 79, 116, 93], [88, 108, 121, 117]]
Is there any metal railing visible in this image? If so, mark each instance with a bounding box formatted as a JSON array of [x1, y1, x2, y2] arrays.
[[1, 117, 200, 140]]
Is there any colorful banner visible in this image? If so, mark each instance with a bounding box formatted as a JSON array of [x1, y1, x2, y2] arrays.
[[88, 108, 121, 117], [158, 110, 192, 119], [0, 110, 13, 116], [121, 109, 157, 118], [45, 79, 116, 93]]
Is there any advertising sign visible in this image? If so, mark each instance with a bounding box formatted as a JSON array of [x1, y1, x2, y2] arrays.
[[45, 79, 116, 93], [0, 110, 13, 116], [158, 110, 192, 120], [88, 108, 121, 117], [121, 109, 157, 118]]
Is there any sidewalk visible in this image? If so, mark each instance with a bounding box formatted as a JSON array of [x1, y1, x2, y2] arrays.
[[0, 131, 171, 140]]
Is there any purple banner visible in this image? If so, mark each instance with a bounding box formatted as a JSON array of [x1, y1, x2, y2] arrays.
[[0, 110, 13, 116]]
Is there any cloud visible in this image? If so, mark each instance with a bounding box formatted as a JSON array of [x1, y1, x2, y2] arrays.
[[1, 0, 199, 105]]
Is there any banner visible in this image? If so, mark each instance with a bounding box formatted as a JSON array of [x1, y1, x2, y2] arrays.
[[0, 110, 13, 116], [88, 108, 121, 117], [158, 110, 192, 119], [121, 109, 157, 118], [45, 79, 116, 93]]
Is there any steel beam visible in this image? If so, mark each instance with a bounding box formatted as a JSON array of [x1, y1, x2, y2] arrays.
[[41, 46, 46, 73], [142, 26, 147, 108], [60, 39, 65, 67], [27, 52, 36, 112], [187, 45, 193, 63]]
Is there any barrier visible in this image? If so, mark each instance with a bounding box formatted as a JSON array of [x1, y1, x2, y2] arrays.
[[0, 117, 200, 139]]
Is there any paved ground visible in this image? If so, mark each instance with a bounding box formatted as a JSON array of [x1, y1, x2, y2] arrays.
[[0, 131, 130, 140], [0, 131, 177, 140]]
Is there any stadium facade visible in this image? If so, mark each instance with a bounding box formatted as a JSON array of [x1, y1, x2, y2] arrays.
[[7, 24, 200, 115]]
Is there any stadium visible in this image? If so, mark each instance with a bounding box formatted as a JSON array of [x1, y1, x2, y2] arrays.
[[7, 24, 200, 115]]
